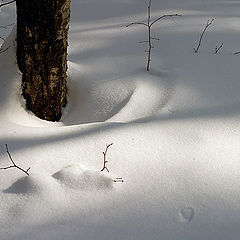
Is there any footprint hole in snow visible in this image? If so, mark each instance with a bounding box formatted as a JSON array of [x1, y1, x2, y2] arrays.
[[179, 207, 195, 222]]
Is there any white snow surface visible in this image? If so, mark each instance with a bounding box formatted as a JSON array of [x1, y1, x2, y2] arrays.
[[1, 0, 240, 239]]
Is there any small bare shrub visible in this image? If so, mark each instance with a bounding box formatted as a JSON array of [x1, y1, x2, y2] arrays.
[[126, 0, 181, 71]]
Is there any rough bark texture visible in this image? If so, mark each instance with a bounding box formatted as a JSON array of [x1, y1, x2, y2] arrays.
[[16, 0, 71, 121]]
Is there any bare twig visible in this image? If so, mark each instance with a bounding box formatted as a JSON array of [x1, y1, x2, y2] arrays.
[[234, 51, 240, 55], [150, 14, 182, 27], [100, 143, 124, 182], [194, 19, 214, 53], [0, 23, 14, 42], [113, 177, 124, 183], [126, 0, 181, 71], [0, 0, 15, 8], [214, 43, 223, 54], [126, 22, 148, 27], [0, 144, 30, 176], [150, 36, 160, 41], [101, 143, 113, 172], [0, 23, 14, 29], [139, 40, 148, 44], [0, 46, 10, 54]]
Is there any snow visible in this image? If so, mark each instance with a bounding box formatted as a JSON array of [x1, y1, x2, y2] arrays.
[[0, 0, 240, 239]]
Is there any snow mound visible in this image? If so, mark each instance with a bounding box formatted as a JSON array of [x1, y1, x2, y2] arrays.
[[108, 72, 175, 122], [62, 64, 174, 125], [4, 173, 59, 195], [52, 164, 114, 190], [62, 62, 136, 125], [7, 93, 65, 127], [2, 41, 174, 127]]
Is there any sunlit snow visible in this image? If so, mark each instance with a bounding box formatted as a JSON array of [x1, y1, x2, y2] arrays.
[[0, 0, 240, 239]]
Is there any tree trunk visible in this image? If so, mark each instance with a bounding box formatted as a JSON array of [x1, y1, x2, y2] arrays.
[[16, 0, 71, 121]]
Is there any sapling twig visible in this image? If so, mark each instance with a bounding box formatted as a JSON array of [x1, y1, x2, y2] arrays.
[[194, 19, 214, 53], [126, 0, 181, 71], [0, 144, 30, 175], [214, 43, 223, 54], [100, 143, 124, 182], [101, 143, 113, 172]]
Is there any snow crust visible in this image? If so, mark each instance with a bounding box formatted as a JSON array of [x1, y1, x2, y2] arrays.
[[1, 0, 240, 239]]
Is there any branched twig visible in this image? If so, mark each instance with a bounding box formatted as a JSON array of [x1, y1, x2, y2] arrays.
[[194, 19, 214, 53], [0, 0, 15, 8], [100, 143, 124, 182], [101, 143, 113, 172], [126, 0, 181, 71], [0, 144, 30, 176], [214, 43, 223, 54]]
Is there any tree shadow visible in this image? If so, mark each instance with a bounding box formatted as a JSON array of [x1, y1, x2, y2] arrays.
[[0, 100, 239, 158]]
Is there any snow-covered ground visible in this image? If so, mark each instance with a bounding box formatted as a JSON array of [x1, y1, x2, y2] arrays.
[[1, 0, 240, 239]]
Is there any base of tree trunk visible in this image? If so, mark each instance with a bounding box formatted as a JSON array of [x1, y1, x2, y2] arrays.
[[16, 0, 71, 121]]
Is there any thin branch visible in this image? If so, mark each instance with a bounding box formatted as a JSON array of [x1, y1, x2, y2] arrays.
[[150, 36, 160, 41], [150, 14, 182, 27], [113, 177, 124, 183], [139, 40, 148, 43], [0, 46, 10, 54], [126, 22, 148, 27], [146, 0, 152, 71], [233, 51, 240, 55], [0, 23, 15, 29], [0, 144, 30, 176], [126, 0, 181, 71], [147, 0, 152, 26], [194, 19, 214, 53], [0, 0, 15, 8], [99, 143, 124, 182], [101, 143, 113, 172], [214, 43, 223, 54]]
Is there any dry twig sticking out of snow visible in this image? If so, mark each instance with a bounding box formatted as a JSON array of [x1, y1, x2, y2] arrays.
[[0, 144, 30, 175], [126, 0, 181, 71], [194, 19, 214, 53], [100, 143, 123, 182]]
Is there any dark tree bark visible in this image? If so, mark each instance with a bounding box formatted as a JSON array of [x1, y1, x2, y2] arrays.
[[16, 0, 71, 121]]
